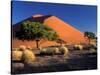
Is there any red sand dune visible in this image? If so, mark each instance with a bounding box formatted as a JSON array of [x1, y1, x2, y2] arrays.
[[12, 15, 87, 48]]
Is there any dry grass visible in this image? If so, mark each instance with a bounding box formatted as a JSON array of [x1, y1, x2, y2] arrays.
[[12, 50, 23, 61], [22, 50, 36, 64], [40, 47, 60, 55], [53, 47, 60, 54], [74, 45, 83, 50], [59, 46, 69, 56]]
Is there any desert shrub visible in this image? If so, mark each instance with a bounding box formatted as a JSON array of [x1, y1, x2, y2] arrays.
[[74, 45, 83, 50], [59, 46, 69, 56], [83, 44, 97, 50], [52, 47, 60, 54], [40, 47, 60, 55], [44, 48, 54, 55], [22, 49, 36, 64], [40, 48, 47, 55], [19, 45, 26, 51], [12, 50, 23, 61], [40, 46, 68, 55]]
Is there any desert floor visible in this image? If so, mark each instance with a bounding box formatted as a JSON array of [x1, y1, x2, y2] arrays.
[[11, 48, 97, 74]]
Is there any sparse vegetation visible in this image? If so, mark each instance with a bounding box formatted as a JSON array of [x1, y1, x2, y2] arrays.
[[74, 45, 83, 50], [53, 47, 60, 54], [12, 44, 97, 74], [12, 27, 97, 74], [59, 45, 69, 56], [83, 44, 97, 50], [12, 50, 23, 61], [15, 21, 59, 49], [40, 48, 55, 55], [22, 49, 36, 64], [84, 31, 96, 44], [40, 46, 69, 56], [12, 46, 36, 64]]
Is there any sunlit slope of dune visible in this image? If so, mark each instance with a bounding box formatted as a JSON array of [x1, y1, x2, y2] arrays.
[[44, 16, 86, 44], [12, 15, 86, 48]]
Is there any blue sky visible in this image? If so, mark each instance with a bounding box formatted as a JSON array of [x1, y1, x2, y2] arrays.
[[12, 1, 97, 33]]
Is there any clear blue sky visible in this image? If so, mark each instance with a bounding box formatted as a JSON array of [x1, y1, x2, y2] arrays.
[[12, 1, 97, 33]]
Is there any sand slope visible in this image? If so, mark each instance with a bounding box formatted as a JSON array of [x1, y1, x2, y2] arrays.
[[12, 15, 86, 48]]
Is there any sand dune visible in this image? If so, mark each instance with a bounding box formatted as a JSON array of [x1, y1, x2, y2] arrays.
[[12, 15, 86, 48]]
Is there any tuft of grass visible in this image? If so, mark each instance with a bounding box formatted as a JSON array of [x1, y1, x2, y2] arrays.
[[74, 45, 83, 50], [53, 47, 60, 54], [22, 49, 36, 64], [59, 46, 69, 56], [40, 47, 60, 55], [12, 50, 23, 61], [40, 48, 47, 55]]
